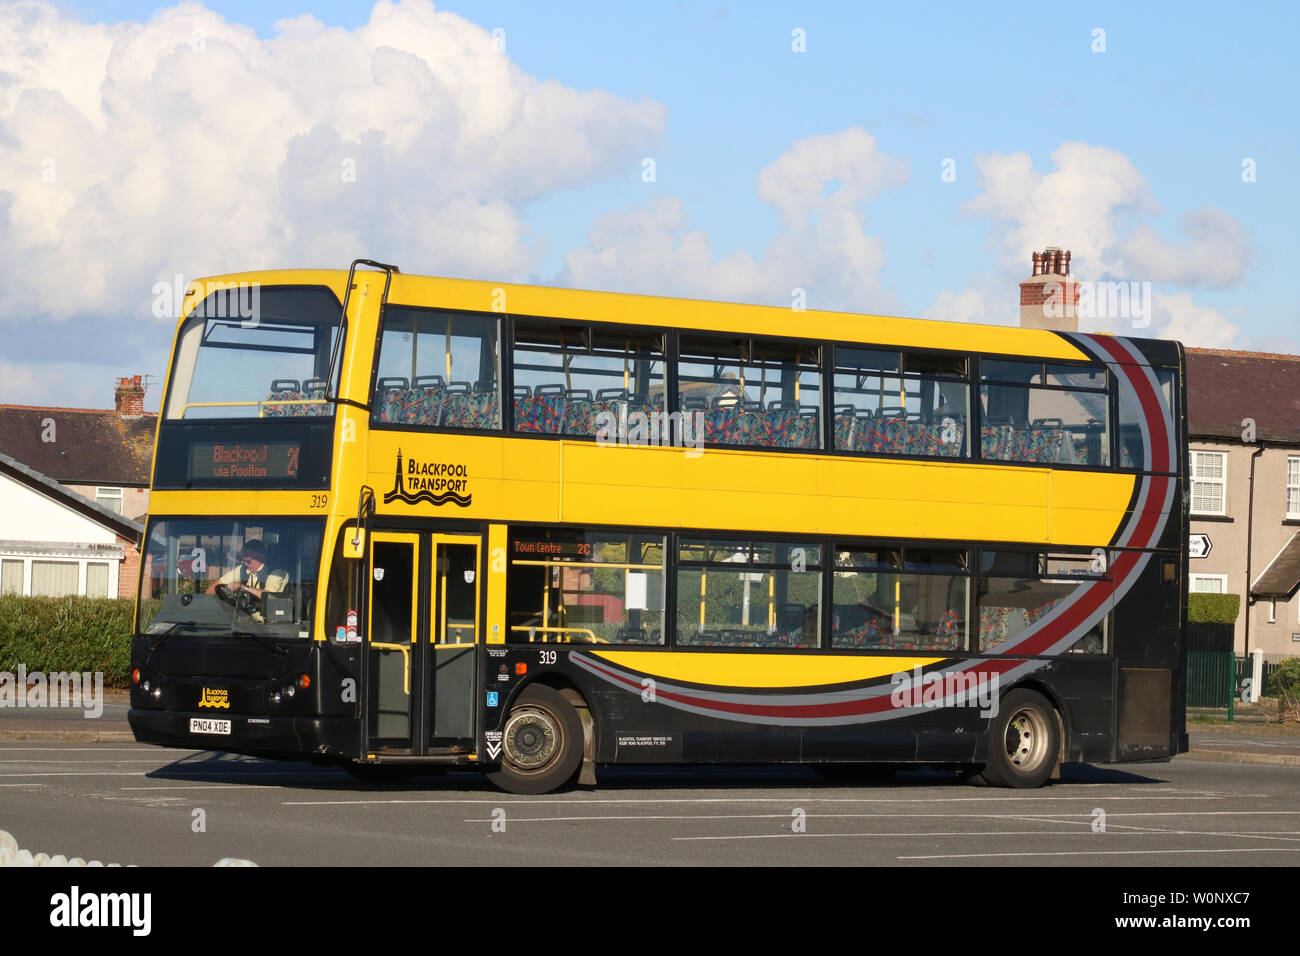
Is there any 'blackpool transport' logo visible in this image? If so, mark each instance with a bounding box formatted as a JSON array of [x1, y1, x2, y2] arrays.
[[384, 449, 472, 508], [198, 687, 230, 709]]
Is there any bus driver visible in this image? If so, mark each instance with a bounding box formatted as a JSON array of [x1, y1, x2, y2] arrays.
[[206, 539, 289, 600]]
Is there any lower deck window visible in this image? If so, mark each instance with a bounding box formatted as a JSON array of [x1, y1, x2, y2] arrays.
[[676, 539, 821, 648], [506, 530, 665, 644], [831, 547, 967, 651], [979, 551, 1109, 654]]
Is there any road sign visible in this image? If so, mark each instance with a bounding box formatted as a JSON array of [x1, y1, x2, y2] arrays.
[[1189, 533, 1212, 559]]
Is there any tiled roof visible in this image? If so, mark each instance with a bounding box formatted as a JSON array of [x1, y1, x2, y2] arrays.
[[0, 406, 156, 486], [1186, 348, 1300, 444]]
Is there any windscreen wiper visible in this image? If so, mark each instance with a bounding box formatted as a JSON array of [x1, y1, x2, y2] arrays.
[[149, 621, 201, 650]]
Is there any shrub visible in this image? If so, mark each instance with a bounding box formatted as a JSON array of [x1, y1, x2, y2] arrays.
[[0, 596, 134, 687], [1188, 593, 1240, 624]]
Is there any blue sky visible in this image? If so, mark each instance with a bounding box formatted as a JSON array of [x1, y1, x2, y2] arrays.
[[5, 1, 1297, 408]]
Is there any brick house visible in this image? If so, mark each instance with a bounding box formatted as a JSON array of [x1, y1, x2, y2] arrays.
[[1186, 349, 1300, 657], [0, 377, 156, 599]]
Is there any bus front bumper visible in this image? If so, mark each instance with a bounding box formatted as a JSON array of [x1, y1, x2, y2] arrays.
[[128, 709, 359, 760]]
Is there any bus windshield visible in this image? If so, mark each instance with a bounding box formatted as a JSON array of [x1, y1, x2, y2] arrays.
[[139, 518, 323, 639], [163, 285, 342, 420]]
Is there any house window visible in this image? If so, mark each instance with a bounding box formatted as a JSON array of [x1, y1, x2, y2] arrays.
[[1, 560, 22, 595], [96, 487, 124, 514], [30, 561, 79, 597], [1191, 451, 1226, 515], [1190, 574, 1227, 594], [86, 563, 110, 598], [1289, 457, 1300, 518]]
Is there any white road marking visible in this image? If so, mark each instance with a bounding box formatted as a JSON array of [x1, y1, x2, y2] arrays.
[[899, 847, 1300, 859], [0, 771, 148, 777], [0, 759, 182, 764], [0, 749, 179, 754], [120, 785, 284, 791], [282, 793, 1230, 807], [469, 809, 1300, 825]]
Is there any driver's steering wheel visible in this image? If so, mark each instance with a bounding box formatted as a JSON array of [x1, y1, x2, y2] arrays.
[[214, 582, 261, 615]]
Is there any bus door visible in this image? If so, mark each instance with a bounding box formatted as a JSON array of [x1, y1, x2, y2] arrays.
[[426, 535, 480, 748], [366, 532, 421, 752]]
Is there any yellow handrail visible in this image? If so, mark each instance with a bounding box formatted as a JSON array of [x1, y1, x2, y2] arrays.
[[507, 626, 604, 644]]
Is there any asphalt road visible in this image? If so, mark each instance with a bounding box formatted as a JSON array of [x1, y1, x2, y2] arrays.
[[1, 744, 1297, 867]]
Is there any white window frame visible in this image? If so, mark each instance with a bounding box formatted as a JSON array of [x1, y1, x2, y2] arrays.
[[1189, 573, 1228, 594], [1288, 456, 1300, 519], [96, 486, 124, 514], [0, 556, 120, 598], [1191, 451, 1227, 516]]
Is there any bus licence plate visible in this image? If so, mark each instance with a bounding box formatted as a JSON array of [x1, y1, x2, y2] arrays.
[[190, 718, 231, 735]]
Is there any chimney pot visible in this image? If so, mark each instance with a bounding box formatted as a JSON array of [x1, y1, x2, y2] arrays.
[[114, 374, 146, 419]]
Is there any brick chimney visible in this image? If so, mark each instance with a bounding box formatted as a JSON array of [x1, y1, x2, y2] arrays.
[[1019, 246, 1080, 332], [114, 375, 145, 419]]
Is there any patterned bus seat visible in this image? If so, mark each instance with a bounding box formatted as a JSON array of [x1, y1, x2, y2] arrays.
[[262, 378, 303, 417], [372, 376, 410, 423], [705, 400, 745, 444], [562, 389, 597, 435], [980, 423, 1018, 460], [440, 382, 498, 429], [516, 384, 565, 434], [299, 378, 331, 417], [833, 405, 856, 450]]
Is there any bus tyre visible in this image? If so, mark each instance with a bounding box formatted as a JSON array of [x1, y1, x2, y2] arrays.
[[487, 685, 584, 795], [975, 689, 1059, 788]]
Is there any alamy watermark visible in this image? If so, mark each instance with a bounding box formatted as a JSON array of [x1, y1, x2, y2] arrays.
[[890, 666, 999, 718], [1042, 279, 1153, 328], [151, 274, 261, 325], [0, 666, 104, 719], [594, 405, 705, 458]]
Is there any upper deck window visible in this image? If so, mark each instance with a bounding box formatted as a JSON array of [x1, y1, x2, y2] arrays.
[[678, 336, 821, 450], [833, 348, 969, 458], [979, 359, 1109, 467], [512, 321, 665, 437], [371, 307, 501, 431], [164, 286, 342, 420]]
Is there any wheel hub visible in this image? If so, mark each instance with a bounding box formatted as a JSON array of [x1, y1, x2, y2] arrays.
[[503, 707, 559, 770], [1005, 708, 1047, 769]]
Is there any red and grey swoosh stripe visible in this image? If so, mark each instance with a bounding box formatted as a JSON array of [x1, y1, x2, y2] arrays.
[[572, 335, 1178, 726]]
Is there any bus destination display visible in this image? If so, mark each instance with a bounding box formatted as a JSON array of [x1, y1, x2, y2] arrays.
[[190, 442, 301, 480]]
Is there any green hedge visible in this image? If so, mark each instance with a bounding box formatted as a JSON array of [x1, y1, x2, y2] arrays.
[[0, 596, 134, 687], [1188, 593, 1240, 624]]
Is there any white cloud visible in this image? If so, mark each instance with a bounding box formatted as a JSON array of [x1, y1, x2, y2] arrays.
[[1112, 207, 1249, 287], [930, 141, 1254, 347], [0, 361, 41, 403], [1148, 292, 1240, 348], [959, 141, 1248, 288], [0, 0, 667, 324], [926, 286, 992, 327], [559, 127, 908, 312]]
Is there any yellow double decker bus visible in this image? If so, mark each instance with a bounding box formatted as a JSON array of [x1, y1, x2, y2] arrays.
[[130, 259, 1188, 794]]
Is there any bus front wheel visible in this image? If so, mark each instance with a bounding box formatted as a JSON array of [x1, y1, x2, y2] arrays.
[[487, 685, 584, 795], [970, 689, 1059, 788]]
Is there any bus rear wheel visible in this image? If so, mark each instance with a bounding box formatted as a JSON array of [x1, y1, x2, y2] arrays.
[[970, 689, 1059, 788], [487, 685, 584, 795]]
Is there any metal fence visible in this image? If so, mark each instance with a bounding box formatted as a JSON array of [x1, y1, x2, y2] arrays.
[[1186, 623, 1235, 709]]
